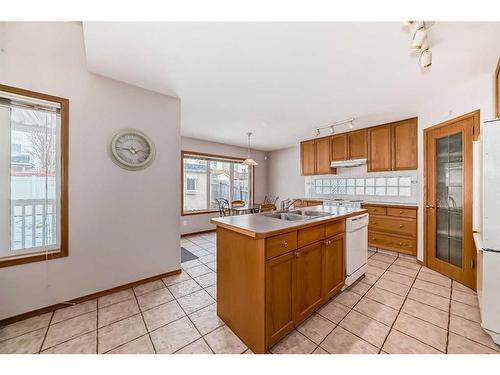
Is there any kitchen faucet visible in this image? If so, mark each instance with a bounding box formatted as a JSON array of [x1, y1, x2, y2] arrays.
[[280, 198, 303, 211]]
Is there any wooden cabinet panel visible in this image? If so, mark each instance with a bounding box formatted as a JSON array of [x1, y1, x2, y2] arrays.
[[315, 137, 333, 175], [298, 224, 325, 248], [300, 140, 316, 176], [266, 252, 295, 346], [386, 207, 417, 219], [325, 220, 345, 238], [368, 124, 392, 172], [368, 216, 417, 238], [323, 234, 344, 300], [348, 129, 367, 160], [294, 242, 324, 324], [266, 232, 298, 260], [306, 200, 322, 207], [368, 231, 416, 255], [363, 205, 387, 216], [392, 118, 418, 170], [330, 134, 348, 161]]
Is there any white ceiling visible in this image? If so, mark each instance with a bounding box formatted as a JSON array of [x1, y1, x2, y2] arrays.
[[83, 22, 500, 151]]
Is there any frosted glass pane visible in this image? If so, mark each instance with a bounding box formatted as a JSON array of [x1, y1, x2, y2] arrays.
[[356, 178, 365, 186], [323, 179, 331, 187], [322, 185, 330, 194], [338, 184, 346, 194], [315, 185, 322, 194], [365, 186, 375, 195], [399, 176, 411, 186], [366, 178, 375, 186], [331, 185, 338, 194], [331, 179, 338, 188], [399, 187, 411, 197], [347, 186, 355, 195], [375, 187, 386, 195], [387, 177, 398, 186], [376, 178, 386, 186], [347, 178, 355, 186], [356, 187, 364, 195], [387, 186, 398, 196]]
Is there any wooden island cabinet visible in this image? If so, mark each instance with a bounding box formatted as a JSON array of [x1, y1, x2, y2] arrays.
[[211, 209, 362, 353]]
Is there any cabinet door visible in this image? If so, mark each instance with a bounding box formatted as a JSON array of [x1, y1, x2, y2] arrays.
[[348, 129, 367, 160], [266, 252, 295, 346], [368, 124, 392, 172], [392, 118, 417, 170], [300, 140, 316, 175], [330, 134, 348, 161], [323, 234, 345, 301], [294, 242, 324, 325], [315, 137, 333, 175]]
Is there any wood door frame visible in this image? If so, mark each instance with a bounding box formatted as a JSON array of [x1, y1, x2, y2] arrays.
[[496, 58, 500, 118], [423, 110, 479, 288]]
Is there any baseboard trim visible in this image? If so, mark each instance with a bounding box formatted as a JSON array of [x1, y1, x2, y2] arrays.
[[181, 229, 216, 237], [0, 269, 181, 326]]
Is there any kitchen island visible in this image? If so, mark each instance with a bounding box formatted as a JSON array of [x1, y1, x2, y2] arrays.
[[210, 205, 367, 353]]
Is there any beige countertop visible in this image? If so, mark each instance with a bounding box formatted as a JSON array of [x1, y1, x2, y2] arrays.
[[211, 205, 367, 238]]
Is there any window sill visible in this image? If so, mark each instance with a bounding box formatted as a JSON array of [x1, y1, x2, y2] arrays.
[[0, 248, 67, 268], [181, 209, 219, 216]]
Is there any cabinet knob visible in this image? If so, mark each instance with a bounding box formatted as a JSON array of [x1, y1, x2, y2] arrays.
[[399, 210, 404, 214], [399, 224, 404, 228], [281, 241, 288, 248], [399, 242, 403, 246], [295, 251, 301, 258]]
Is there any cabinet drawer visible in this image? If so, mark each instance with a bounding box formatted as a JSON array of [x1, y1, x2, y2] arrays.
[[363, 205, 387, 216], [368, 216, 416, 237], [298, 224, 325, 248], [266, 232, 298, 260], [387, 207, 417, 218], [325, 220, 345, 237], [368, 231, 416, 255]]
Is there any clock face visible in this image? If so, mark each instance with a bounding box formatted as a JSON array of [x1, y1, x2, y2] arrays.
[[110, 129, 155, 170]]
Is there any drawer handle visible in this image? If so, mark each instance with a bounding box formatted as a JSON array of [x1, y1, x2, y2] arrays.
[[281, 241, 288, 248], [399, 210, 404, 214], [399, 242, 403, 246], [324, 239, 332, 245], [399, 224, 404, 228]]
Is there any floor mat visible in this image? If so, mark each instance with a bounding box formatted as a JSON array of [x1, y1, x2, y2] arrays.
[[181, 247, 199, 263]]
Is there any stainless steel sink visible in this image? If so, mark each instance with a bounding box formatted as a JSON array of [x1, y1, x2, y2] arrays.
[[262, 212, 308, 221], [289, 210, 330, 217]]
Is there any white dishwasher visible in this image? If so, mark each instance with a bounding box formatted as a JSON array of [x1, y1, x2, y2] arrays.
[[344, 213, 369, 287]]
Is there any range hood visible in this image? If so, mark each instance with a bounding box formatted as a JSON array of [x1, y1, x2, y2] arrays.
[[330, 158, 367, 168]]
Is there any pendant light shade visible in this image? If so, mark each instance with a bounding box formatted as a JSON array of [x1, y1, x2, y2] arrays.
[[242, 132, 258, 166]]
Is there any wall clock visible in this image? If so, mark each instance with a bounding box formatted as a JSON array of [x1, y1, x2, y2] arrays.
[[110, 128, 155, 171]]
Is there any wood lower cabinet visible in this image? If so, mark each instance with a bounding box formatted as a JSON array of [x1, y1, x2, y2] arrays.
[[322, 234, 345, 301], [362, 203, 417, 256], [266, 252, 295, 346], [294, 242, 324, 325]]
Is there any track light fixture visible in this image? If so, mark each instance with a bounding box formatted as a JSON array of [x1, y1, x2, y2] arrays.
[[403, 21, 433, 69], [312, 118, 355, 137]]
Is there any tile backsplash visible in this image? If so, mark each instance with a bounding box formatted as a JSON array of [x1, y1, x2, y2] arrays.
[[305, 165, 418, 204]]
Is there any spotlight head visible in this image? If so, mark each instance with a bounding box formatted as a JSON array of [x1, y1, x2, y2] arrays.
[[314, 128, 320, 137], [420, 48, 432, 68], [329, 125, 335, 134], [411, 26, 426, 51]]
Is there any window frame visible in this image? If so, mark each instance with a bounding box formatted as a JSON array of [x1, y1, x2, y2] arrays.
[[181, 150, 254, 216], [0, 84, 69, 268]]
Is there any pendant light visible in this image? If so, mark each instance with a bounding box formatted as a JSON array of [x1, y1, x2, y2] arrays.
[[242, 132, 258, 166]]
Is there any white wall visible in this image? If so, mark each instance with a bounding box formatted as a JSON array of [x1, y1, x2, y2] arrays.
[[180, 136, 268, 235], [0, 22, 181, 319], [267, 145, 305, 200]]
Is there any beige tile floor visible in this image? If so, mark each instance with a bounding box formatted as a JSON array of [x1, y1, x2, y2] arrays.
[[1, 232, 500, 354]]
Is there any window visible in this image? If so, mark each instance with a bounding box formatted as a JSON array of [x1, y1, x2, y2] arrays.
[[182, 151, 253, 214], [0, 85, 68, 268]]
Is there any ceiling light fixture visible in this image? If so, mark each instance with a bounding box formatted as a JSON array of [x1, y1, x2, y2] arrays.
[[403, 21, 433, 69], [349, 120, 354, 129], [242, 132, 258, 166], [329, 125, 335, 134], [312, 118, 355, 137], [314, 128, 320, 137]]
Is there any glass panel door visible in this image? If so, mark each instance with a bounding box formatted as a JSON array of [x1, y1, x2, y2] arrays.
[[435, 132, 463, 267]]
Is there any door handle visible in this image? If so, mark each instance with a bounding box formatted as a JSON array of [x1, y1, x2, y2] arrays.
[[426, 204, 435, 209]]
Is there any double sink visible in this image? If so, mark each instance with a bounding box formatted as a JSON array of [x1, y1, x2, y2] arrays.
[[262, 209, 332, 222]]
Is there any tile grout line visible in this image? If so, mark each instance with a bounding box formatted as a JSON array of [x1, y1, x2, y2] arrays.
[[37, 311, 54, 353], [314, 250, 399, 353], [131, 287, 157, 354]]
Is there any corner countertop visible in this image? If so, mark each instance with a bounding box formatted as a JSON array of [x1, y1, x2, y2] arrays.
[[210, 205, 367, 238]]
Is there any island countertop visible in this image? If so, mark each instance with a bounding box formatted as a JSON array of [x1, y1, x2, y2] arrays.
[[210, 205, 367, 238]]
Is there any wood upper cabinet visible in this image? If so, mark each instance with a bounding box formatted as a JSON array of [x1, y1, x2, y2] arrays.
[[322, 234, 344, 301], [265, 252, 295, 346], [348, 129, 367, 160], [315, 136, 333, 174], [368, 124, 392, 172], [293, 241, 324, 325], [392, 118, 417, 170], [300, 140, 316, 175], [330, 134, 348, 161]]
